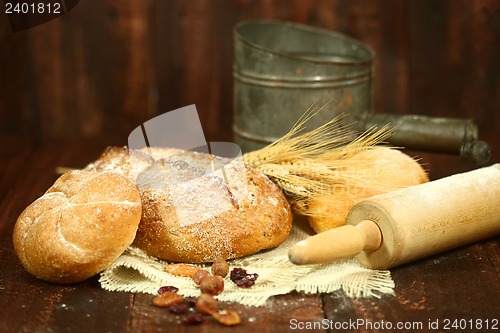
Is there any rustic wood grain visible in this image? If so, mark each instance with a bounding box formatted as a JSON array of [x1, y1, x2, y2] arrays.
[[0, 140, 327, 333], [1, 3, 499, 332], [323, 238, 500, 333], [0, 138, 33, 202], [66, 0, 158, 139], [407, 0, 500, 177], [0, 13, 31, 137], [0, 240, 135, 333], [0, 138, 498, 332], [16, 1, 157, 141], [0, 240, 327, 333], [0, 138, 118, 239], [1, 241, 326, 333], [1, 0, 498, 170]]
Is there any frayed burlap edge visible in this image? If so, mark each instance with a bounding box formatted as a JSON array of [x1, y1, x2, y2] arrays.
[[99, 220, 394, 307]]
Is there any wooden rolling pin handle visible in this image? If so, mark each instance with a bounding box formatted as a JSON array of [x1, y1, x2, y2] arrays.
[[288, 220, 382, 265], [357, 220, 383, 252]]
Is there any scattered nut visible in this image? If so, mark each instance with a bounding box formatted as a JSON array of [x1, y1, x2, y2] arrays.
[[212, 309, 241, 326], [152, 292, 184, 308], [164, 263, 200, 277], [195, 293, 218, 315], [199, 275, 224, 296], [152, 265, 245, 326], [192, 269, 210, 285], [211, 258, 229, 278]]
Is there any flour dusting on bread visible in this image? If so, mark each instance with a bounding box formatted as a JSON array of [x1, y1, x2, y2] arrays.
[[85, 146, 292, 263]]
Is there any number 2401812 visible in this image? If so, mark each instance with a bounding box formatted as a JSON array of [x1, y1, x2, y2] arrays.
[[5, 2, 62, 14], [443, 318, 498, 330]]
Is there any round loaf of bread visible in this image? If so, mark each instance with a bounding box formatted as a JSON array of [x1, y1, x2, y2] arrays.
[[13, 170, 142, 283], [86, 147, 293, 263]]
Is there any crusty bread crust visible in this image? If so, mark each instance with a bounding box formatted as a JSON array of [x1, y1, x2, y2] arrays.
[[13, 170, 142, 283], [86, 147, 293, 263], [307, 147, 429, 233]]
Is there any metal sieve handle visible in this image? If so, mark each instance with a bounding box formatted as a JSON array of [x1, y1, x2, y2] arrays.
[[357, 112, 491, 164]]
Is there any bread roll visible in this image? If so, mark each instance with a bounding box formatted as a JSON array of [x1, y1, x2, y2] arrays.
[[307, 147, 429, 233], [13, 170, 142, 283], [86, 146, 293, 263]]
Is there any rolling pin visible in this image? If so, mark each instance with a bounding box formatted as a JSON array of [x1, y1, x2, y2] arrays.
[[289, 164, 500, 269]]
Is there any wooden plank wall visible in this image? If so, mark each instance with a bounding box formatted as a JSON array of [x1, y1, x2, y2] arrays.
[[1, 0, 499, 178]]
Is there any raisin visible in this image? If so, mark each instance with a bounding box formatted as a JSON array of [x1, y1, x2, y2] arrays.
[[158, 285, 179, 294], [235, 275, 257, 288], [230, 268, 259, 288], [183, 313, 205, 325], [230, 268, 248, 281]]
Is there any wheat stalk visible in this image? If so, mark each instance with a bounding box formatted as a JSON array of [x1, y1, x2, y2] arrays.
[[55, 102, 397, 218], [243, 101, 396, 215]]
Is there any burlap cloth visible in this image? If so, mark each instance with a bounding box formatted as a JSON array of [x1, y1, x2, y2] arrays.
[[99, 219, 394, 306]]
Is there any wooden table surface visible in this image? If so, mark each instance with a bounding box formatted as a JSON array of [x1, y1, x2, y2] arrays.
[[1, 138, 498, 333]]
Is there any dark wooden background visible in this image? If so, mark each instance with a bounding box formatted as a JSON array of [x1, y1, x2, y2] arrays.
[[0, 2, 499, 332], [1, 0, 499, 178]]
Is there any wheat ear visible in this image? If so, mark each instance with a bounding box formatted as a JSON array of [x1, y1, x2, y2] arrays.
[[243, 102, 396, 215]]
